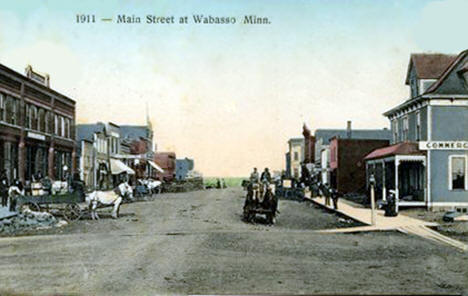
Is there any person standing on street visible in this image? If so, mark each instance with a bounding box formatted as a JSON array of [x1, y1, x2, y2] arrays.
[[0, 170, 9, 207]]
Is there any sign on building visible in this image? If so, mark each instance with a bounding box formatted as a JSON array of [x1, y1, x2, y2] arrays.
[[419, 141, 468, 150]]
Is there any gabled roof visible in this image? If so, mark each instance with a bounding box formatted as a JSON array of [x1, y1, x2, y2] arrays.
[[364, 142, 423, 160], [424, 49, 468, 94], [385, 49, 468, 118], [405, 53, 457, 85]]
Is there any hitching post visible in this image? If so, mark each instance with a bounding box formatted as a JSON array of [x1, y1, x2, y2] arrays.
[[369, 174, 376, 226]]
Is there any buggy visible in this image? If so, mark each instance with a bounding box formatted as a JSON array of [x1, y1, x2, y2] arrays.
[[243, 181, 278, 224]]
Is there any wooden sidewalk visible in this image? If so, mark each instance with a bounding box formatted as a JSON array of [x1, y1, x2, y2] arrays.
[[307, 196, 467, 252]]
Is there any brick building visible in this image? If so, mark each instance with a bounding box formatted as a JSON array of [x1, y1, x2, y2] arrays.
[[302, 123, 315, 168], [0, 64, 76, 184], [154, 152, 176, 182], [329, 137, 390, 194]]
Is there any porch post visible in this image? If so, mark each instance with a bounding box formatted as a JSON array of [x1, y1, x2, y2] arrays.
[[366, 161, 369, 189], [395, 156, 399, 213], [382, 160, 386, 201]]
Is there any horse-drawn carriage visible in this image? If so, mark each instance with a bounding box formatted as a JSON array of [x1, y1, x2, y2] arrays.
[[13, 180, 87, 222], [10, 180, 134, 221], [243, 181, 278, 224]]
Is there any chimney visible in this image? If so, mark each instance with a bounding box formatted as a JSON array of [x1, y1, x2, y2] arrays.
[[346, 121, 352, 139]]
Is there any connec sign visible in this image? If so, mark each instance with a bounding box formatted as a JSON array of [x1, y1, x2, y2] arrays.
[[419, 141, 468, 150]]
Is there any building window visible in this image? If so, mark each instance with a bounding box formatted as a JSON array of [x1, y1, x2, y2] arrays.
[[24, 105, 30, 128], [416, 111, 421, 141], [45, 111, 51, 133], [449, 155, 467, 190], [392, 119, 399, 143], [30, 106, 37, 130], [5, 96, 17, 125], [61, 117, 65, 137], [38, 109, 46, 132], [64, 118, 69, 138], [0, 93, 4, 121], [294, 151, 299, 161], [402, 116, 409, 141]]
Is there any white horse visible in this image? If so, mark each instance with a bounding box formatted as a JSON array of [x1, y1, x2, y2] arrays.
[[85, 182, 133, 220], [139, 179, 162, 194]]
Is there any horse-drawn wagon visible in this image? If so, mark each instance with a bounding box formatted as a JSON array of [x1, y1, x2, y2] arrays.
[[243, 181, 279, 224], [15, 181, 86, 222], [11, 180, 135, 222]]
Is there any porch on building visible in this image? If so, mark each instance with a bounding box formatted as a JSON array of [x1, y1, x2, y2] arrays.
[[365, 142, 427, 208]]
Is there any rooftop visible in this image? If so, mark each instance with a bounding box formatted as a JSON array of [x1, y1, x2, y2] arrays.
[[315, 129, 392, 145], [405, 53, 457, 84]]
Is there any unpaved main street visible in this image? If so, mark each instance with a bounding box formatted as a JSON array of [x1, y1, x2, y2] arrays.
[[0, 187, 467, 295]]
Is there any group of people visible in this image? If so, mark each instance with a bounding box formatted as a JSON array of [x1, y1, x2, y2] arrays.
[[283, 164, 341, 210], [243, 167, 278, 224], [248, 167, 272, 202]]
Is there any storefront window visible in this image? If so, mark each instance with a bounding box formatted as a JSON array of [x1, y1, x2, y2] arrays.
[[450, 156, 466, 190], [3, 142, 18, 182]]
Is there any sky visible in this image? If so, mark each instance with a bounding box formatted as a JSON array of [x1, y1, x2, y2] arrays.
[[0, 0, 466, 177]]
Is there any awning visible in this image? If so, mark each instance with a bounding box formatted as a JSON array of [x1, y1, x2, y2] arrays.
[[148, 160, 164, 173], [364, 142, 424, 161], [110, 158, 135, 175]]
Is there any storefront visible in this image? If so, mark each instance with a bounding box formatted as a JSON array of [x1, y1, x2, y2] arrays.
[[0, 64, 76, 184]]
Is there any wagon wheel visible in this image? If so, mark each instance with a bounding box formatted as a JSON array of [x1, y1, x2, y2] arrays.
[[63, 203, 82, 222], [20, 202, 41, 212]]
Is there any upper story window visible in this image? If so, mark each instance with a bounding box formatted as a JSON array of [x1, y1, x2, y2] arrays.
[[392, 120, 399, 143], [61, 117, 65, 137], [5, 96, 17, 125], [46, 111, 54, 134], [416, 111, 421, 141], [38, 109, 45, 132], [24, 105, 30, 128], [419, 79, 436, 94], [410, 78, 419, 98], [449, 155, 467, 190], [64, 118, 70, 138], [55, 115, 62, 136], [294, 151, 299, 161], [402, 116, 409, 141], [29, 105, 37, 130], [0, 93, 4, 121]]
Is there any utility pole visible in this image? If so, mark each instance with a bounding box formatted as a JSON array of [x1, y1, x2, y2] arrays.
[[370, 174, 376, 226]]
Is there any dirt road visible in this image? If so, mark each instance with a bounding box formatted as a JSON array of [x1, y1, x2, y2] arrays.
[[0, 187, 467, 295]]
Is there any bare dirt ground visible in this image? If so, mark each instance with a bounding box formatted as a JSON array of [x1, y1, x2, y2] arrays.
[[0, 187, 467, 295]]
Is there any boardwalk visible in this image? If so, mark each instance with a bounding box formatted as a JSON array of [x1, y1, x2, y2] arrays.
[[308, 195, 467, 251]]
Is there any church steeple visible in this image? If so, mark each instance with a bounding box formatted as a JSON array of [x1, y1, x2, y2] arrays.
[[145, 102, 154, 151]]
